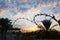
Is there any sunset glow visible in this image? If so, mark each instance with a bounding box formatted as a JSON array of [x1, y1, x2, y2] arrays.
[[0, 0, 60, 33]]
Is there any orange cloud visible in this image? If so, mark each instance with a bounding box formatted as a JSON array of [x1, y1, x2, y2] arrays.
[[0, 10, 6, 16]]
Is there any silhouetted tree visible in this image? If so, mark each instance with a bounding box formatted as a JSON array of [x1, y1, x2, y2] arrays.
[[32, 14, 60, 39], [0, 18, 12, 40], [42, 20, 52, 31]]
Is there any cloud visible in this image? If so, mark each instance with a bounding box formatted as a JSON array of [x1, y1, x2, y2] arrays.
[[13, 19, 40, 33], [52, 2, 60, 13], [0, 9, 9, 16], [0, 0, 60, 16], [0, 0, 60, 23], [0, 10, 3, 15], [54, 14, 60, 20], [1, 0, 60, 22], [0, 0, 8, 9], [11, 4, 41, 21], [0, 0, 60, 32]]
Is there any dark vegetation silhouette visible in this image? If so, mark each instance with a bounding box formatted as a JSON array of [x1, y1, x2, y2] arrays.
[[42, 19, 52, 30], [0, 18, 13, 40], [0, 14, 60, 40], [27, 13, 60, 39], [17, 14, 60, 40], [20, 19, 60, 40]]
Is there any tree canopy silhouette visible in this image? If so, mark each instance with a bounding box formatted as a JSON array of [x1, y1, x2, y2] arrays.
[[42, 20, 52, 31], [0, 18, 13, 40]]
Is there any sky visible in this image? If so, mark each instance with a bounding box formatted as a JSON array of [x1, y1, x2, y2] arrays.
[[0, 0, 60, 32]]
